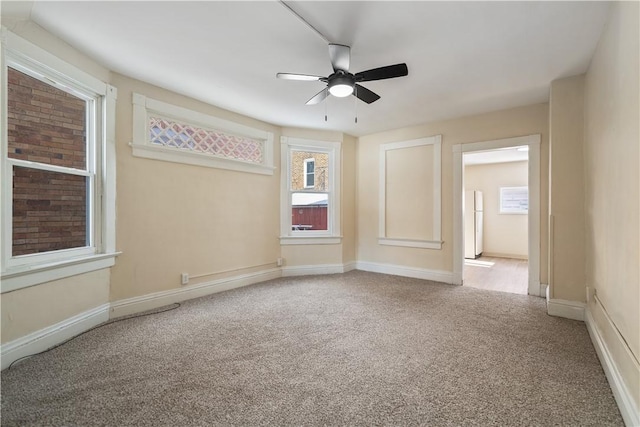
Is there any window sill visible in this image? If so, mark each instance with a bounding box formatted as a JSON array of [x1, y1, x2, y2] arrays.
[[280, 236, 342, 245], [1, 252, 121, 293], [378, 238, 443, 250], [130, 143, 275, 176]]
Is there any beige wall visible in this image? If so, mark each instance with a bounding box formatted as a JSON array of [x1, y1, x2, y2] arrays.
[[584, 0, 639, 404], [465, 161, 528, 259], [548, 75, 586, 301], [342, 134, 357, 264], [357, 104, 549, 281], [1, 269, 110, 344], [110, 73, 282, 301], [385, 144, 435, 241]]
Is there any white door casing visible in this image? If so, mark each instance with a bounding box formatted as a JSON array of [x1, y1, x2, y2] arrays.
[[453, 135, 541, 296]]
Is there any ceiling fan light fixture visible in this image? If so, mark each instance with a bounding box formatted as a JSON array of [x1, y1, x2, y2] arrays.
[[328, 76, 354, 97]]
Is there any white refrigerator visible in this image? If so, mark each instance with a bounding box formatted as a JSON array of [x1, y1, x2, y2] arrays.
[[464, 190, 484, 259]]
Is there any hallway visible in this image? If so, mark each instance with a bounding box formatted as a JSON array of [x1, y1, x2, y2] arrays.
[[464, 256, 528, 295]]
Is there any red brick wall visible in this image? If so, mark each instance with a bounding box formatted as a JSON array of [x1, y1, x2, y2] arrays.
[[8, 67, 88, 256]]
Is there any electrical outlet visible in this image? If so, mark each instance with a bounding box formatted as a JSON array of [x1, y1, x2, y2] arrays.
[[181, 273, 189, 285], [277, 258, 284, 267]]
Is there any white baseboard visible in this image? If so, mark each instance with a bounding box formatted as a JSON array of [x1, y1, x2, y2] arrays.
[[482, 252, 528, 260], [585, 301, 640, 427], [453, 271, 463, 286], [539, 283, 548, 298], [546, 298, 586, 321], [545, 286, 585, 321], [110, 268, 282, 318], [343, 261, 357, 273], [282, 263, 352, 277], [1, 303, 110, 370], [355, 261, 454, 284]]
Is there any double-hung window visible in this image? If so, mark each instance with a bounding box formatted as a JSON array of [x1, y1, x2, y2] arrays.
[[1, 29, 117, 292], [280, 137, 341, 244]]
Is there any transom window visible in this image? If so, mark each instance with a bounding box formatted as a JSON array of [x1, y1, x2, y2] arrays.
[[131, 93, 274, 175], [149, 116, 264, 164]]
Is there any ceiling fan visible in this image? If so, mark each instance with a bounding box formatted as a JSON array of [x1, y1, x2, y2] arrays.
[[277, 44, 408, 105]]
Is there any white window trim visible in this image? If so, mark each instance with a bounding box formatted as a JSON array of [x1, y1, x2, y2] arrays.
[[378, 135, 442, 250], [130, 93, 275, 175], [500, 186, 529, 214], [303, 158, 315, 188], [280, 137, 341, 245], [0, 28, 118, 293]]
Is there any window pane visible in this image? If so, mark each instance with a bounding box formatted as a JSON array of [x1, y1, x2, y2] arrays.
[[291, 151, 328, 191], [7, 67, 87, 170], [291, 193, 328, 231], [149, 117, 264, 164], [12, 166, 88, 256], [304, 159, 315, 187]]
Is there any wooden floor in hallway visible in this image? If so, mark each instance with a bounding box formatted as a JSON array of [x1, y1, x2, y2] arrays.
[[463, 256, 528, 295]]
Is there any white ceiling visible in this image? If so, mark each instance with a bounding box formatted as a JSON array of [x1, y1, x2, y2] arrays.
[[20, 1, 609, 137]]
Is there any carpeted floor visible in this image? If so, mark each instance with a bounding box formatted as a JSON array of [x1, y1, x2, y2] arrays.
[[1, 271, 623, 426]]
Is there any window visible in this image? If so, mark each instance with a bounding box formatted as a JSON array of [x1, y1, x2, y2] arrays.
[[1, 30, 117, 292], [130, 93, 274, 175], [500, 186, 528, 214], [303, 158, 315, 188], [280, 137, 340, 244]]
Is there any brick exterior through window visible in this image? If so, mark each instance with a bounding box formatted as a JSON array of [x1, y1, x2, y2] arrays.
[[291, 151, 328, 191], [8, 67, 88, 256]]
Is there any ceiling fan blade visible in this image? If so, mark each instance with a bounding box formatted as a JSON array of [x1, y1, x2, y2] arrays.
[[277, 73, 324, 81], [354, 84, 380, 104], [355, 63, 408, 82], [306, 88, 328, 105], [329, 44, 350, 72]]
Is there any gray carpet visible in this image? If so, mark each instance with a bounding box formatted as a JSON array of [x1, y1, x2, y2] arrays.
[[1, 271, 623, 426]]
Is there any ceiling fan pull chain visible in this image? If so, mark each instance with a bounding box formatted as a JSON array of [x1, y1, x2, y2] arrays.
[[325, 90, 328, 122], [355, 86, 358, 123]]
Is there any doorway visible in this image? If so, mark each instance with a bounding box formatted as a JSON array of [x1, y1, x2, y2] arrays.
[[462, 148, 529, 294], [453, 135, 542, 297]]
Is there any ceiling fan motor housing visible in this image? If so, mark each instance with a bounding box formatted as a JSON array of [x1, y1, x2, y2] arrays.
[[328, 71, 355, 97]]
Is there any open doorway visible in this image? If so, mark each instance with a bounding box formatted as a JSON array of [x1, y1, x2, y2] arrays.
[[462, 148, 529, 294], [452, 135, 542, 297]]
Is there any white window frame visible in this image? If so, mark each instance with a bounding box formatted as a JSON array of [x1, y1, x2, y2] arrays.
[[378, 135, 442, 249], [280, 137, 341, 245], [303, 158, 315, 188], [500, 186, 529, 214], [0, 28, 118, 293], [130, 93, 275, 175]]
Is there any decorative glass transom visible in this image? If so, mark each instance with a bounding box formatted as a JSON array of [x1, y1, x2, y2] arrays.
[[149, 117, 264, 164]]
